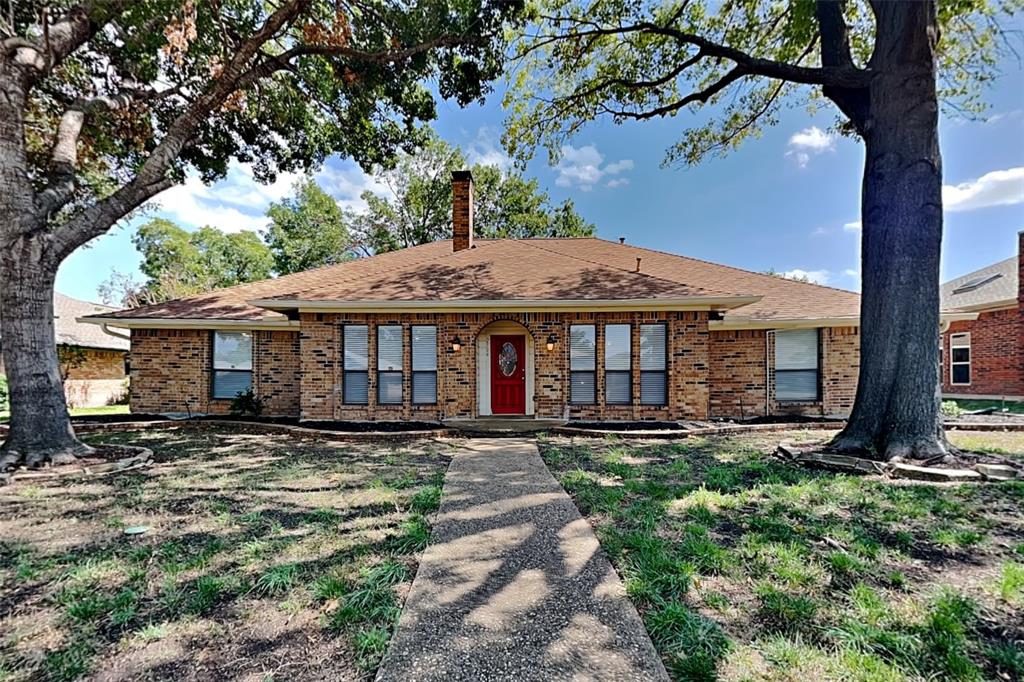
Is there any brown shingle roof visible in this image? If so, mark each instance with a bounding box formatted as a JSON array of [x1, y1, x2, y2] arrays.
[[90, 238, 861, 323], [55, 293, 130, 350]]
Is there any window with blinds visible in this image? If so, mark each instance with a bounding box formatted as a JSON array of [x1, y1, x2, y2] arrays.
[[342, 325, 369, 404], [639, 324, 667, 405], [775, 328, 820, 401], [570, 324, 596, 404], [411, 325, 437, 404], [212, 331, 253, 399], [950, 333, 970, 385], [377, 325, 403, 404], [605, 324, 631, 405]]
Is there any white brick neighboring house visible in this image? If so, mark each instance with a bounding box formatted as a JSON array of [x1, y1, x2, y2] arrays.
[[0, 293, 130, 408]]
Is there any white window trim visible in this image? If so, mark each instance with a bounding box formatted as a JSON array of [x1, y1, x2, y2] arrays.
[[950, 332, 971, 386]]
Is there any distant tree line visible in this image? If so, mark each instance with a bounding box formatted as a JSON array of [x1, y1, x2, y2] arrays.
[[101, 134, 594, 306]]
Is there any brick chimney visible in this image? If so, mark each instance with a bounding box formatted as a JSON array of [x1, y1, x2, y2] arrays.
[[452, 170, 474, 252]]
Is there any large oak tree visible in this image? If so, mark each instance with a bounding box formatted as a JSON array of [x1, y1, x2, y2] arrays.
[[0, 0, 518, 467], [506, 0, 1020, 460]]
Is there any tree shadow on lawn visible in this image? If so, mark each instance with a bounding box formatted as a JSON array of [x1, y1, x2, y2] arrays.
[[538, 433, 1024, 681], [0, 427, 451, 682]]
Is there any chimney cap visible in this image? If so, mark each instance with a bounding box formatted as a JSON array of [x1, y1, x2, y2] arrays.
[[452, 169, 473, 182], [619, 236, 626, 244]]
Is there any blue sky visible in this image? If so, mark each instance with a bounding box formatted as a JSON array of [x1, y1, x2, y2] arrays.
[[58, 54, 1024, 302]]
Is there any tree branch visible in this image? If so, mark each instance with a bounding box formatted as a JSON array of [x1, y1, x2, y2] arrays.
[[530, 15, 869, 88], [34, 93, 136, 220], [815, 0, 869, 131], [567, 65, 749, 122], [48, 0, 310, 261]]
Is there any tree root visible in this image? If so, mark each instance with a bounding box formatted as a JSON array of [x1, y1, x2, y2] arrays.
[[0, 441, 95, 472], [829, 432, 953, 463]]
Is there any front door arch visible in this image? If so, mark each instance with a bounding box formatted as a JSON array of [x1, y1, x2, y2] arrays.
[[475, 320, 535, 416], [490, 335, 526, 414]]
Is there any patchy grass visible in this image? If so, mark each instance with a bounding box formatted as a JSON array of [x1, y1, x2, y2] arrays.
[[0, 403, 130, 423], [540, 430, 1024, 682], [946, 398, 1024, 415], [0, 426, 451, 681]]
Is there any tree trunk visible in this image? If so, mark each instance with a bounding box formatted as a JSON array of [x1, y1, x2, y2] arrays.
[[0, 237, 90, 469], [832, 1, 947, 460]]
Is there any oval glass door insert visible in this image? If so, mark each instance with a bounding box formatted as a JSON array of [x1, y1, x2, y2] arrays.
[[498, 342, 518, 376]]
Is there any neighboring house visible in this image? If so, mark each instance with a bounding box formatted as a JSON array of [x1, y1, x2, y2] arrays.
[[0, 293, 130, 408], [940, 231, 1024, 401], [80, 172, 952, 423]]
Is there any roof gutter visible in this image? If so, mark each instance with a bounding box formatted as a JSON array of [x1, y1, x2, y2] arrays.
[[78, 316, 301, 331], [713, 310, 980, 331], [246, 295, 763, 314]]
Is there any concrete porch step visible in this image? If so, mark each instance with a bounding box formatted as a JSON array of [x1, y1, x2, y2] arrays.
[[442, 417, 567, 435]]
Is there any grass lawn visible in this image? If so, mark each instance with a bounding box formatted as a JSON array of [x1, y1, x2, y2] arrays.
[[947, 398, 1024, 415], [539, 429, 1024, 682], [0, 403, 130, 423], [0, 426, 451, 681]]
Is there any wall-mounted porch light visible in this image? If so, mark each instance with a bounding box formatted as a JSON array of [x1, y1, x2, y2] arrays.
[[451, 335, 463, 352], [546, 333, 557, 352]]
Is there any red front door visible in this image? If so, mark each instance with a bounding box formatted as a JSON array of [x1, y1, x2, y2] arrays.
[[491, 335, 526, 415]]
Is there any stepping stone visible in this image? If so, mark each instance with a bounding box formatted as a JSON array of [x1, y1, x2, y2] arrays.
[[888, 463, 982, 482], [975, 463, 1019, 481]]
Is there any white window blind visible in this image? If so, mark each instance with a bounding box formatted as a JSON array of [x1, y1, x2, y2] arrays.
[[639, 324, 667, 405], [570, 325, 596, 370], [605, 324, 631, 405], [377, 325, 403, 371], [343, 325, 369, 370], [570, 325, 596, 404], [343, 325, 369, 404], [775, 329, 820, 401], [377, 325, 403, 404], [212, 332, 253, 399], [411, 325, 437, 404]]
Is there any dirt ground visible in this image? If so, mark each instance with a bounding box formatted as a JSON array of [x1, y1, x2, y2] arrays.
[[0, 426, 453, 682]]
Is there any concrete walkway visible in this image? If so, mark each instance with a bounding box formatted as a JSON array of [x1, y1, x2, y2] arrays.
[[376, 438, 669, 682]]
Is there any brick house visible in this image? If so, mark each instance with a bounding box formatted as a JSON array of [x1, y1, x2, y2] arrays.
[[939, 231, 1024, 401], [1, 293, 130, 408], [83, 172, 927, 423]]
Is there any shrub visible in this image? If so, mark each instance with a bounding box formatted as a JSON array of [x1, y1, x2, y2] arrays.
[[230, 388, 266, 417], [106, 379, 130, 406], [0, 373, 7, 412], [941, 400, 964, 418]]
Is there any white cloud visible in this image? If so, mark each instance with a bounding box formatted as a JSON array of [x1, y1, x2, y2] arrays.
[[943, 167, 1024, 212], [843, 268, 859, 278], [843, 220, 861, 232], [786, 126, 835, 168], [985, 110, 1023, 125], [315, 161, 388, 213], [151, 174, 271, 234], [782, 268, 831, 285], [465, 126, 512, 173], [555, 144, 633, 191], [606, 178, 630, 188]]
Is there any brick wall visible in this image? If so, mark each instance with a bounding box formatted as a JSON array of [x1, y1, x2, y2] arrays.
[[130, 328, 300, 415], [709, 329, 768, 419], [708, 326, 860, 419], [129, 315, 862, 421], [64, 347, 126, 380], [940, 232, 1024, 399], [941, 310, 1024, 398]]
